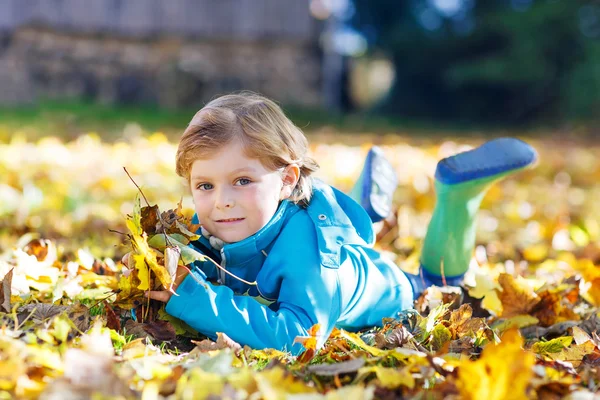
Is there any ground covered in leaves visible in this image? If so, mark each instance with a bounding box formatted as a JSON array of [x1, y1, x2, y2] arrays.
[[2, 127, 600, 399]]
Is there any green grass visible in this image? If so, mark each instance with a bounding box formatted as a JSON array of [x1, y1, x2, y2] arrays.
[[0, 99, 564, 143]]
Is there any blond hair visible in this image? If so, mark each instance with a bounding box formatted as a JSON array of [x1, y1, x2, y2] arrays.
[[176, 92, 319, 206]]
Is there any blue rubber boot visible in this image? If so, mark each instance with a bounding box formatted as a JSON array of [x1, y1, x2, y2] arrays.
[[349, 146, 398, 223], [406, 138, 538, 296]]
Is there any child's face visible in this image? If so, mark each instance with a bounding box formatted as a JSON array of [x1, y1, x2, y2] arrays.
[[189, 138, 290, 243]]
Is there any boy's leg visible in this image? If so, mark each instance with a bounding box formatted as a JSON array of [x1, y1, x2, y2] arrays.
[[408, 138, 537, 294], [349, 146, 398, 223]]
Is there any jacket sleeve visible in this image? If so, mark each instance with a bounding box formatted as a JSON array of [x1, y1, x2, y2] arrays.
[[165, 214, 342, 355], [165, 266, 339, 354]]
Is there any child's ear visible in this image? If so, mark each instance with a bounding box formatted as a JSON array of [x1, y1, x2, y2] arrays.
[[280, 164, 300, 200]]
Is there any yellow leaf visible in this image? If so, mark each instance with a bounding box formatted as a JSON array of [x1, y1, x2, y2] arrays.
[[340, 330, 384, 356], [227, 368, 258, 394], [26, 345, 63, 372], [133, 253, 149, 291], [532, 337, 573, 355], [256, 367, 317, 399], [324, 385, 375, 400], [456, 329, 534, 400], [547, 341, 596, 368], [0, 337, 27, 391], [126, 195, 143, 236], [481, 290, 503, 315], [131, 233, 171, 288], [175, 368, 224, 399], [492, 315, 539, 335], [431, 323, 452, 350], [574, 259, 600, 306], [497, 274, 540, 317], [358, 366, 415, 389]]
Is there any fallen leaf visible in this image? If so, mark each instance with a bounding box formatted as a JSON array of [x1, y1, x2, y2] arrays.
[[456, 329, 534, 400], [192, 332, 241, 353], [547, 341, 596, 368], [0, 268, 13, 312], [532, 337, 573, 356], [497, 274, 540, 317], [308, 358, 365, 376], [104, 302, 121, 331], [357, 365, 415, 389]]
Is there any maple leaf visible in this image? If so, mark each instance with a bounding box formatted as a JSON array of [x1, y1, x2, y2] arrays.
[[448, 304, 490, 341], [456, 329, 534, 400], [531, 289, 579, 327], [497, 273, 540, 317]]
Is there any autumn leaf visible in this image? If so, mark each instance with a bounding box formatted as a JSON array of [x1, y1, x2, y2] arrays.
[[532, 336, 573, 355], [547, 341, 596, 368], [147, 234, 206, 265], [0, 268, 13, 312], [531, 289, 579, 327], [431, 324, 452, 350], [492, 314, 539, 335], [357, 365, 415, 389], [456, 329, 534, 400], [294, 323, 322, 352], [255, 367, 318, 398], [497, 273, 540, 317]]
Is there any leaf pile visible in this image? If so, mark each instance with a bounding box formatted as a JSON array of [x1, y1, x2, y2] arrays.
[[1, 132, 600, 398]]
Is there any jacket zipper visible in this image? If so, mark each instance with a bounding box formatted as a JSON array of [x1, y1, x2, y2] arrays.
[[219, 248, 227, 284]]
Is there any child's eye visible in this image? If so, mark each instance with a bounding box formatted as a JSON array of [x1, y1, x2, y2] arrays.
[[235, 178, 252, 186], [196, 183, 214, 191]]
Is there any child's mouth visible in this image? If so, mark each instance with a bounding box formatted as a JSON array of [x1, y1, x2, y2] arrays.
[[215, 218, 245, 224]]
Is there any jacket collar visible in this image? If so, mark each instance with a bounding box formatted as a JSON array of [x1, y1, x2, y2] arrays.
[[217, 199, 300, 265]]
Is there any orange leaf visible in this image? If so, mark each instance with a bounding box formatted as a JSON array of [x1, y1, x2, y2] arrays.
[[456, 329, 534, 400]]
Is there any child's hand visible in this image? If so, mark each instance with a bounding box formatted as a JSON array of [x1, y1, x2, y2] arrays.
[[144, 265, 189, 303]]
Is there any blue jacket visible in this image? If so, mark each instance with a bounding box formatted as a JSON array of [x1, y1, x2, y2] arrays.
[[165, 180, 414, 354]]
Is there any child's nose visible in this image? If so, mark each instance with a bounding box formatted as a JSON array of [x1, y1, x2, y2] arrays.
[[215, 188, 235, 209]]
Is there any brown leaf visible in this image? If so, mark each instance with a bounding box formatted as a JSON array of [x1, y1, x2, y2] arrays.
[[497, 274, 540, 317], [18, 303, 90, 332], [448, 304, 488, 340], [123, 319, 149, 339], [142, 320, 176, 341], [307, 358, 365, 376], [0, 268, 13, 312], [448, 336, 475, 353], [374, 325, 413, 349], [104, 302, 121, 331], [192, 332, 242, 353], [141, 204, 160, 235], [531, 290, 579, 327]]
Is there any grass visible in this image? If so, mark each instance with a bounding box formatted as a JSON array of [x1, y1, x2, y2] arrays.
[[0, 99, 513, 143], [0, 99, 589, 144]]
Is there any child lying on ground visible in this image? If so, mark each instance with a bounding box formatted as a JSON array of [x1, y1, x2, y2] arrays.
[[134, 92, 537, 354]]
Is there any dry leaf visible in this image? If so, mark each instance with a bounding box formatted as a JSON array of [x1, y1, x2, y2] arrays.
[[456, 329, 534, 400], [0, 268, 13, 312], [497, 274, 540, 317]]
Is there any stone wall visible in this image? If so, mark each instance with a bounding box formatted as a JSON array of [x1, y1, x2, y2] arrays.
[[0, 26, 323, 107]]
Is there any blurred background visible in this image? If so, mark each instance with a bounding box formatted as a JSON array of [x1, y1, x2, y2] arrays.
[[1, 0, 600, 278], [0, 0, 598, 129]]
